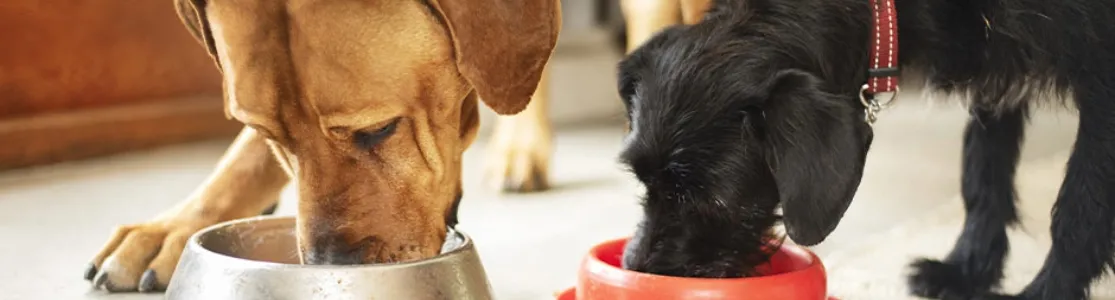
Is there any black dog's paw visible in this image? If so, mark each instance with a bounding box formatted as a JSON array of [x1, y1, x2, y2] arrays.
[[908, 258, 988, 299]]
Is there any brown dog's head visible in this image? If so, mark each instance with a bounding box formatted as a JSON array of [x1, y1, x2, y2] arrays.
[[173, 0, 560, 264]]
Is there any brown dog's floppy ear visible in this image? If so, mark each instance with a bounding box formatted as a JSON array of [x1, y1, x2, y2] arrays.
[[428, 0, 562, 115], [174, 0, 219, 67], [762, 70, 871, 246]]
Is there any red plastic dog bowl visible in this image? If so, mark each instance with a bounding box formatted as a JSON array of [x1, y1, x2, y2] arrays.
[[556, 238, 831, 300]]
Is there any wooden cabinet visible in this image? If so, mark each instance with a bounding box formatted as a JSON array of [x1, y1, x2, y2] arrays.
[[0, 1, 241, 170]]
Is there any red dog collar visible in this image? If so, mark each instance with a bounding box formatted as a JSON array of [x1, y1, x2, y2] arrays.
[[866, 0, 899, 94]]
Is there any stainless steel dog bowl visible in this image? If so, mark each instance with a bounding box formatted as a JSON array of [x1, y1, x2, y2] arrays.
[[166, 216, 493, 300]]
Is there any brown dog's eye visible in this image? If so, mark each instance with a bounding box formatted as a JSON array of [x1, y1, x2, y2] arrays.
[[353, 118, 400, 150]]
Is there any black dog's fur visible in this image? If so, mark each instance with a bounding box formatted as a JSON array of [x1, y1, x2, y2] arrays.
[[616, 0, 1115, 299]]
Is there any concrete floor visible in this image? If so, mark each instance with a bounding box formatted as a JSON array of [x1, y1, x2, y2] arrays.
[[3, 27, 1114, 300]]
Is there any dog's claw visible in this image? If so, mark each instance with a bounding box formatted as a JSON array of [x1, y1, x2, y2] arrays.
[[138, 269, 157, 292], [91, 268, 135, 292], [102, 280, 124, 292], [502, 168, 549, 192], [92, 271, 109, 289], [84, 263, 98, 281]]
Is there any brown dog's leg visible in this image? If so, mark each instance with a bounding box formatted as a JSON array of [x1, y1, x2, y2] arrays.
[[621, 0, 681, 53], [679, 0, 712, 25], [87, 127, 289, 292], [485, 0, 686, 194], [485, 64, 554, 193]]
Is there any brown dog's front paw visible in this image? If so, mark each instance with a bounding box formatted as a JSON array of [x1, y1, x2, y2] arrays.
[[485, 115, 553, 193], [489, 150, 549, 193], [87, 216, 212, 293]]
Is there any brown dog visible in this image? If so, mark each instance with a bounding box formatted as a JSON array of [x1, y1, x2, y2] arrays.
[[85, 0, 708, 293]]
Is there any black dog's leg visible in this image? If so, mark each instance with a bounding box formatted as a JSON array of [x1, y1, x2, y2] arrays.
[[1014, 87, 1115, 300], [909, 106, 1027, 299]]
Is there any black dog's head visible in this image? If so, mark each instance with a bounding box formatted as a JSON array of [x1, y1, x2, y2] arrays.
[[617, 2, 873, 278]]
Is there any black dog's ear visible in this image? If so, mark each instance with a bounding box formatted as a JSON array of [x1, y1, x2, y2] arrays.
[[762, 69, 869, 246], [174, 0, 219, 68], [616, 63, 637, 109]]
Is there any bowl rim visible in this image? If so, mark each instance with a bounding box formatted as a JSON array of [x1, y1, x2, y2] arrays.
[[583, 236, 826, 283], [185, 215, 476, 269]]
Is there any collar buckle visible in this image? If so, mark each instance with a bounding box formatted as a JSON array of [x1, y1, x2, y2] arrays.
[[859, 84, 898, 125]]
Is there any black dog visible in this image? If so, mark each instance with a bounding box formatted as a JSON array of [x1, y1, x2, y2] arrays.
[[616, 0, 1115, 299]]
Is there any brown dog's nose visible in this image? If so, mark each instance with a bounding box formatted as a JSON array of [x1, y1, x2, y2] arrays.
[[301, 234, 376, 265]]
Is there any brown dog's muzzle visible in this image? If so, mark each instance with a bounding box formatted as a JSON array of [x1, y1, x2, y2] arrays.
[[298, 202, 458, 265], [272, 114, 464, 265], [295, 170, 448, 265], [294, 155, 464, 264], [297, 189, 450, 265]]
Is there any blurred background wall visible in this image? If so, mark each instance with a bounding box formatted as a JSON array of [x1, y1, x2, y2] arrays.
[[0, 0, 628, 171], [0, 1, 239, 170]]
